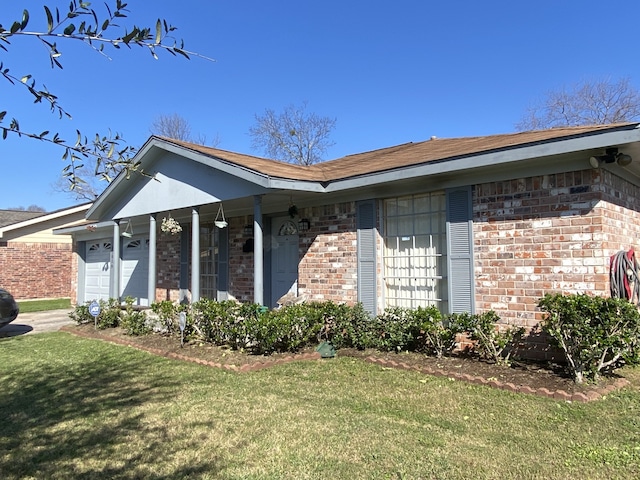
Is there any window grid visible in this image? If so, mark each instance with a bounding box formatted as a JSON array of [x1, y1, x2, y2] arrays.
[[200, 225, 219, 300], [383, 192, 448, 312]]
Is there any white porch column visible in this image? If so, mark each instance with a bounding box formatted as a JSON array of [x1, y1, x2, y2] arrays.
[[111, 221, 121, 300], [147, 214, 157, 305], [253, 195, 264, 305], [191, 207, 200, 303]]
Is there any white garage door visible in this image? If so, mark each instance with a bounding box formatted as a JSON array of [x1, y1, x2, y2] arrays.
[[121, 236, 149, 306], [84, 239, 112, 302]]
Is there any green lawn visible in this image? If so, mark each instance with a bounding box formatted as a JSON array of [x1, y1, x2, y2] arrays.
[[17, 298, 71, 313], [1, 333, 640, 479]]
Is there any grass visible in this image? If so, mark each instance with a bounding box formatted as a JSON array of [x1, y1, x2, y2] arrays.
[[1, 333, 640, 479], [17, 298, 71, 313]]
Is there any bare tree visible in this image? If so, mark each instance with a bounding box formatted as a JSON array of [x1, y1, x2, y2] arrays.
[[6, 205, 47, 212], [516, 77, 640, 131], [150, 113, 192, 141], [249, 102, 336, 165]]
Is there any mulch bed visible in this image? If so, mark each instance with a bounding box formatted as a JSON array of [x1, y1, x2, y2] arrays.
[[61, 323, 630, 402]]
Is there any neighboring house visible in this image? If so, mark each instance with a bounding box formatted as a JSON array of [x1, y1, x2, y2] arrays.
[[0, 204, 91, 300], [56, 123, 640, 352]]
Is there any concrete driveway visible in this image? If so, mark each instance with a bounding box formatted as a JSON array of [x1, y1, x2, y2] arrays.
[[0, 309, 74, 338]]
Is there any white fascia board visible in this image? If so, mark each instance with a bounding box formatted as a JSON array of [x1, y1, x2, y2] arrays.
[[323, 126, 640, 192]]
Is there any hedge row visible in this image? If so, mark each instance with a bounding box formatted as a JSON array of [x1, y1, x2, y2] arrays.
[[69, 293, 640, 383]]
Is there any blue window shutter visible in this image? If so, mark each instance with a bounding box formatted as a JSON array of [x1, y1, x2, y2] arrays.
[[357, 200, 377, 315], [217, 227, 229, 300], [446, 186, 475, 314]]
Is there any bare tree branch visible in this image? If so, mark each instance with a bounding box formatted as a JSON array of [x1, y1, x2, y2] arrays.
[[516, 77, 640, 131], [249, 102, 336, 165]]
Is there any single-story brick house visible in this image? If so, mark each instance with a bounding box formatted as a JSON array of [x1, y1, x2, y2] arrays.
[[0, 204, 90, 300], [56, 122, 640, 336]]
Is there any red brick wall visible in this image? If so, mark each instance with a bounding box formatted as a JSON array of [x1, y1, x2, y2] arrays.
[[227, 203, 362, 305], [298, 203, 359, 304], [473, 169, 640, 331], [156, 232, 183, 302], [0, 242, 72, 300]]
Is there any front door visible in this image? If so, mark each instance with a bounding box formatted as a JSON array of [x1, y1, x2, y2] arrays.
[[270, 217, 299, 306]]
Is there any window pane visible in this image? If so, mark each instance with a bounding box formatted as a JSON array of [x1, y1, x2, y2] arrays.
[[383, 192, 447, 312]]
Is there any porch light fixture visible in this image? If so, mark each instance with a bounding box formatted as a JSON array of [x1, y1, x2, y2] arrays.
[[121, 219, 133, 238], [298, 218, 310, 232], [589, 148, 633, 168]]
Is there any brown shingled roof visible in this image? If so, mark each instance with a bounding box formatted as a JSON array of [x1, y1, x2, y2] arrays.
[[0, 210, 45, 228], [161, 123, 638, 183]]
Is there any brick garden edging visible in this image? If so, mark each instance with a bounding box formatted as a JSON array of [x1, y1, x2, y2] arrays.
[[361, 356, 630, 403], [61, 326, 629, 402]]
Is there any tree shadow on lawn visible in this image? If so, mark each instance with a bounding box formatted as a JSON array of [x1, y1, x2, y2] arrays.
[[0, 345, 225, 479]]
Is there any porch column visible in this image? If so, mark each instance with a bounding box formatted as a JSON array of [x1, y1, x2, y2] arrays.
[[147, 214, 157, 306], [191, 206, 201, 303], [111, 221, 121, 300], [253, 195, 264, 305]]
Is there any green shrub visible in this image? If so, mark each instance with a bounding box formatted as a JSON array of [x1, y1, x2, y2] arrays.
[[69, 303, 92, 325], [96, 298, 122, 329], [324, 302, 374, 349], [538, 293, 640, 383], [120, 297, 151, 336], [150, 300, 189, 335], [367, 307, 424, 352], [69, 298, 121, 329], [457, 311, 524, 366], [414, 306, 463, 357], [191, 299, 262, 349], [252, 303, 323, 354]]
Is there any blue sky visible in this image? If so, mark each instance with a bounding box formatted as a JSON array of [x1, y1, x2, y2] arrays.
[[1, 0, 639, 211]]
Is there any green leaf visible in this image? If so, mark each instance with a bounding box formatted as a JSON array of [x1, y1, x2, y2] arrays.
[[44, 6, 53, 33], [21, 9, 30, 30], [63, 24, 76, 35], [10, 21, 21, 34], [20, 75, 31, 83], [155, 19, 161, 44]]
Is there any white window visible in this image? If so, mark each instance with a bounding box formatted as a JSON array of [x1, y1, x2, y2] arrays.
[[383, 192, 448, 312]]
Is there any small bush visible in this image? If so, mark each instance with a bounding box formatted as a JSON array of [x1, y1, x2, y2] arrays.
[[150, 300, 189, 335], [414, 306, 463, 357], [326, 302, 374, 350], [457, 311, 524, 366], [69, 298, 121, 329], [538, 293, 640, 383], [120, 297, 151, 336], [367, 307, 424, 352]]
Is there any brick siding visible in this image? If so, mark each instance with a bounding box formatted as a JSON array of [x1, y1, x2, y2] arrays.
[[0, 242, 72, 300], [474, 169, 640, 330]]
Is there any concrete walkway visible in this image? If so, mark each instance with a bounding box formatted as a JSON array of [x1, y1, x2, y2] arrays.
[[0, 309, 74, 338]]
